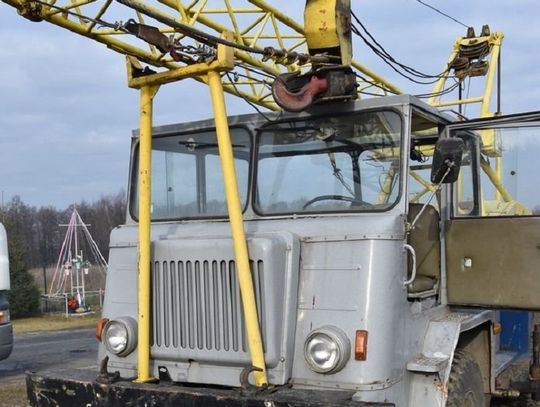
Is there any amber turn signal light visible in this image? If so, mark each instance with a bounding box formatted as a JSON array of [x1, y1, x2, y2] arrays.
[[95, 318, 109, 342], [355, 330, 368, 361]]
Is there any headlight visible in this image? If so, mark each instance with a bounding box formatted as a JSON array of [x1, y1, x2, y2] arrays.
[[304, 326, 350, 374], [103, 317, 137, 357]]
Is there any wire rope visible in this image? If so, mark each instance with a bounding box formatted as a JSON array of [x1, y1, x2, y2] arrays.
[[414, 0, 470, 29], [351, 12, 454, 85]]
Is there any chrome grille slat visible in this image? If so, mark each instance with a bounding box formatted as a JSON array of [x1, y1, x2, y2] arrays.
[[195, 261, 203, 350], [170, 261, 178, 348], [212, 260, 221, 351], [186, 261, 195, 349], [203, 261, 212, 351], [153, 261, 161, 347], [220, 260, 230, 351], [257, 260, 266, 352], [179, 261, 187, 348], [230, 261, 239, 352], [163, 261, 170, 348]]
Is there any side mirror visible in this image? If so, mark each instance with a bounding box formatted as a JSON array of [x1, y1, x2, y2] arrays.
[[430, 138, 464, 184]]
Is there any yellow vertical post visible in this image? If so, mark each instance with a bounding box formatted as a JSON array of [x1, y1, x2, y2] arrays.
[[479, 34, 503, 201], [480, 34, 503, 118], [136, 84, 160, 383], [207, 70, 268, 387]]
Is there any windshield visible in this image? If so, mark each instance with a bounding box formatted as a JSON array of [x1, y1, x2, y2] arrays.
[[255, 110, 402, 214], [131, 128, 250, 220]]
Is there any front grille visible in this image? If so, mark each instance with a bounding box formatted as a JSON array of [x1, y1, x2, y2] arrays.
[[152, 259, 265, 353]]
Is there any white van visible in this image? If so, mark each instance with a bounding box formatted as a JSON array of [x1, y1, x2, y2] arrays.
[[0, 223, 12, 360]]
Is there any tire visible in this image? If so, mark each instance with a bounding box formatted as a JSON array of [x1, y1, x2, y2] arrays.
[[447, 350, 486, 407]]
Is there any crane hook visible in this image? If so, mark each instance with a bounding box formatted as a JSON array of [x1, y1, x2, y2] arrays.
[[272, 72, 328, 112]]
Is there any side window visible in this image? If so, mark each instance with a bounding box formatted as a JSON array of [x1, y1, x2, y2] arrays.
[[408, 148, 436, 207], [452, 124, 540, 217], [407, 113, 442, 210], [453, 137, 477, 216], [408, 136, 476, 215]]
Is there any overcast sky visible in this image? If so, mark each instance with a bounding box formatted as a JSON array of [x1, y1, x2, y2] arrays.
[[1, 1, 539, 209]]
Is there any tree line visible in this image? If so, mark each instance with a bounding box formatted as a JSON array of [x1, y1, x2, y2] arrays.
[[1, 191, 126, 270], [0, 192, 126, 317]]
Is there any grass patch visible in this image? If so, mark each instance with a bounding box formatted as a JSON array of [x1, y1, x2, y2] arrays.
[[12, 313, 100, 334], [0, 382, 27, 407]]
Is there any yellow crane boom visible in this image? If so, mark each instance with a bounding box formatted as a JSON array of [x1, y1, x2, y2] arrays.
[[2, 0, 402, 110]]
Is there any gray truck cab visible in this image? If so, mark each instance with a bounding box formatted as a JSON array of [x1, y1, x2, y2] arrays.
[[35, 95, 540, 406], [0, 222, 13, 361]]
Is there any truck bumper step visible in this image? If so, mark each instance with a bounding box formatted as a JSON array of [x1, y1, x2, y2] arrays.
[[26, 369, 394, 407]]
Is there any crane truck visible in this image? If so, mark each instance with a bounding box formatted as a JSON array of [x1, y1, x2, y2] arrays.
[[3, 0, 540, 406]]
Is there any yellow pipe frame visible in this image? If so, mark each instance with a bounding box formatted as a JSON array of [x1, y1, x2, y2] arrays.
[[480, 33, 504, 119], [127, 32, 267, 386], [431, 96, 483, 109], [208, 70, 267, 387], [135, 83, 160, 383]]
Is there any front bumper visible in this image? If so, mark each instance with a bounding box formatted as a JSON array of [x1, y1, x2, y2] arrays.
[[27, 369, 394, 407], [0, 322, 13, 360]]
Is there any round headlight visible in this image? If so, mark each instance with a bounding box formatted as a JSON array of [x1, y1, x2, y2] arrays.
[[103, 317, 137, 357], [304, 326, 350, 374]]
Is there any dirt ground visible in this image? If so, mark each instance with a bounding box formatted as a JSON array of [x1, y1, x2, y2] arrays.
[[0, 381, 27, 407]]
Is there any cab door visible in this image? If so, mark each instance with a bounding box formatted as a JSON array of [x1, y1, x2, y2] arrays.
[[445, 112, 540, 310]]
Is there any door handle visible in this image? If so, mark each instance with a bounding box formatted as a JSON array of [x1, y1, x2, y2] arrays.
[[403, 244, 417, 286]]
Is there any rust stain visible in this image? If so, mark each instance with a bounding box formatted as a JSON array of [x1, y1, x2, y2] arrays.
[[435, 381, 448, 396]]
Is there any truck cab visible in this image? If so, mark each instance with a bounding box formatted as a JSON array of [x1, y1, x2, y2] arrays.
[[29, 95, 540, 406], [0, 222, 13, 361]]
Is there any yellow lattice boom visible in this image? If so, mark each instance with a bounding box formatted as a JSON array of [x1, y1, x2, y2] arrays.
[[2, 0, 402, 110]]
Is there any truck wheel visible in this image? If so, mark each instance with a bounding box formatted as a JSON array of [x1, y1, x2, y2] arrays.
[[447, 350, 486, 407]]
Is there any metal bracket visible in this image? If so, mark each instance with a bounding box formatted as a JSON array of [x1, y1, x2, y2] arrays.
[[240, 365, 264, 391], [95, 356, 120, 385], [126, 31, 234, 90]]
